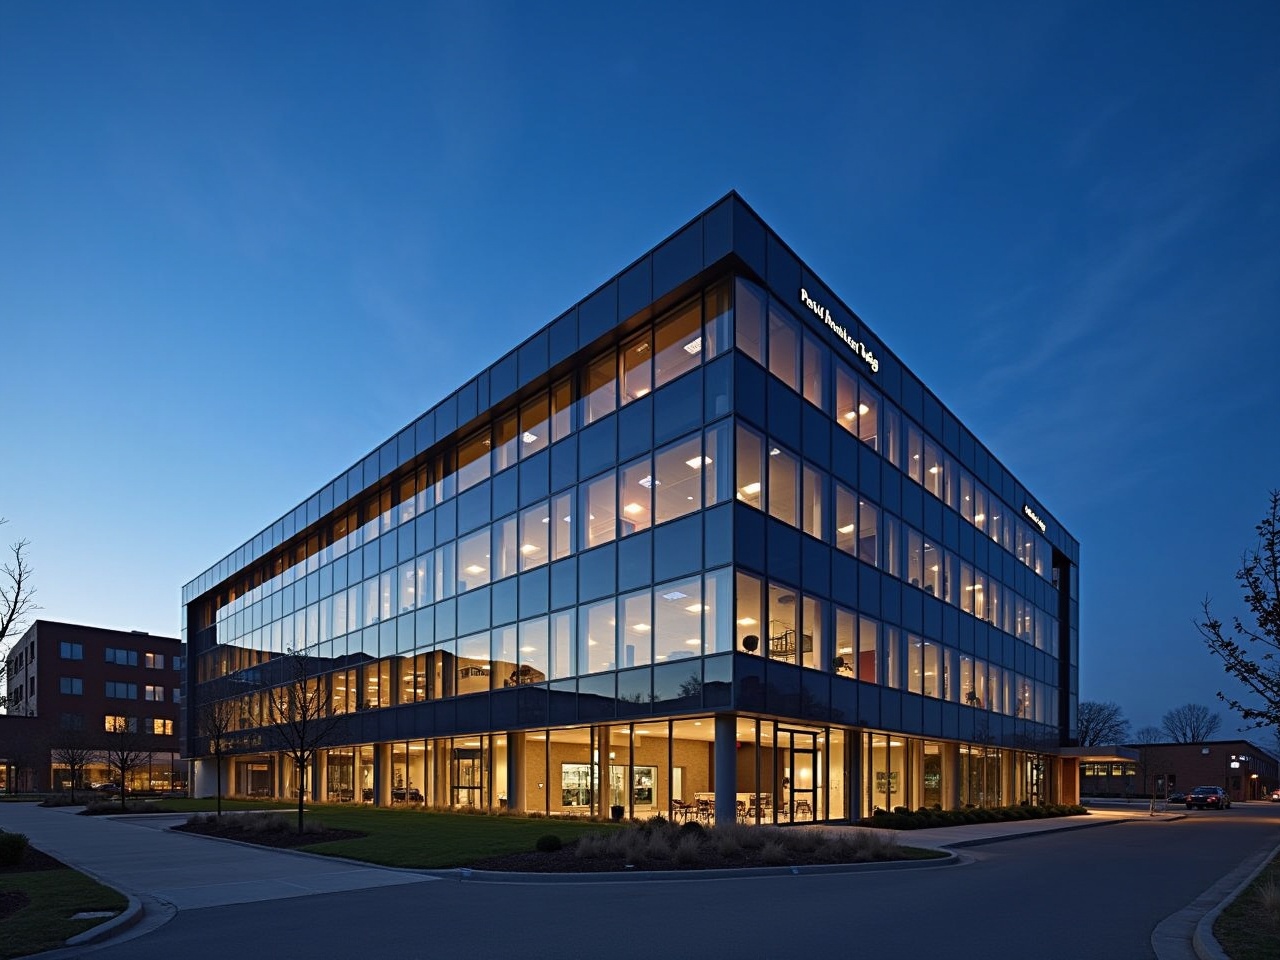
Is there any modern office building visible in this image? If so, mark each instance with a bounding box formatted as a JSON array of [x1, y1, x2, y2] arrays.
[[2, 620, 184, 792], [182, 192, 1080, 824]]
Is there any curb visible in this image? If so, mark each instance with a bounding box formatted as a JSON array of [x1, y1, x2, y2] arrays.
[[428, 849, 959, 884], [944, 812, 1182, 848], [65, 892, 145, 946], [1192, 837, 1280, 960]]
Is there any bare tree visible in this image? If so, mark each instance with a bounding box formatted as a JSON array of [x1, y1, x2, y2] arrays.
[[1077, 701, 1130, 746], [196, 688, 237, 817], [100, 718, 152, 808], [1132, 726, 1163, 745], [0, 519, 38, 711], [49, 727, 96, 802], [1198, 490, 1280, 730], [1161, 703, 1222, 743], [262, 649, 342, 832]]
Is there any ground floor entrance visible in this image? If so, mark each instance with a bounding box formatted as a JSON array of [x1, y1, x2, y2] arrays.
[[197, 714, 1070, 824]]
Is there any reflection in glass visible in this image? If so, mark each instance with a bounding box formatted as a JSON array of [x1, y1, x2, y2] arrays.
[[619, 457, 652, 535], [654, 299, 701, 388], [654, 435, 702, 524], [654, 576, 701, 662]]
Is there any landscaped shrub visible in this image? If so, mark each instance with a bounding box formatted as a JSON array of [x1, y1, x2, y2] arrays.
[[759, 840, 788, 866], [673, 834, 702, 865], [0, 831, 30, 866], [535, 834, 562, 852]]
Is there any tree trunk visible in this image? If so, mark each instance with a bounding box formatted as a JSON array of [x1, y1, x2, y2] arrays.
[[215, 753, 223, 818], [297, 784, 305, 834]]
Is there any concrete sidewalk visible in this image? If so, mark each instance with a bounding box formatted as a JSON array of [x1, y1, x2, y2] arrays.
[[0, 802, 434, 911]]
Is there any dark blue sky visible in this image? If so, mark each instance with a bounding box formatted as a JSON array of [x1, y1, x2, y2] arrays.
[[2, 2, 1277, 732]]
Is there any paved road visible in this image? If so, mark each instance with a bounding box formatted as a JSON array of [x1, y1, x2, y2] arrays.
[[52, 804, 1280, 960]]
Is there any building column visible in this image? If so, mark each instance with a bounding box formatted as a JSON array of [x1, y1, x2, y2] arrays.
[[373, 742, 392, 807], [847, 733, 863, 821], [714, 714, 737, 827], [942, 743, 962, 810], [312, 751, 327, 803], [507, 732, 525, 813]]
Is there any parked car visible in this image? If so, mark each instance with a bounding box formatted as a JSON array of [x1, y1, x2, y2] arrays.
[[1270, 789, 1280, 802], [1185, 786, 1230, 809], [91, 781, 124, 795], [1166, 791, 1186, 804]]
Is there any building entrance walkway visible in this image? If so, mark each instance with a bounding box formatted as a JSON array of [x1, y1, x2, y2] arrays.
[[0, 802, 433, 911]]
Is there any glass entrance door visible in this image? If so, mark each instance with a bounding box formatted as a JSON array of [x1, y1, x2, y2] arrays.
[[452, 747, 483, 808], [780, 729, 819, 821]]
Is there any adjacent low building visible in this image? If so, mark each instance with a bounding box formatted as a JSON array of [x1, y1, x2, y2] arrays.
[[182, 192, 1081, 823], [2, 620, 184, 793], [1080, 739, 1280, 801]]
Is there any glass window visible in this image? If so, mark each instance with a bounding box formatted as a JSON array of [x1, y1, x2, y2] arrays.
[[883, 514, 900, 578], [580, 471, 617, 549], [923, 440, 943, 498], [398, 559, 417, 614], [493, 412, 518, 473], [922, 540, 941, 597], [379, 570, 395, 622], [735, 570, 763, 654], [735, 424, 764, 509], [835, 484, 857, 555], [859, 616, 879, 684], [582, 351, 617, 425], [735, 277, 766, 364], [579, 598, 615, 673], [519, 502, 550, 570], [884, 626, 901, 689], [520, 394, 550, 458], [434, 542, 456, 600], [550, 491, 573, 562], [619, 456, 653, 535], [767, 445, 799, 527], [801, 594, 821, 669], [923, 641, 941, 698], [492, 515, 518, 581], [654, 299, 702, 388], [884, 405, 902, 469], [858, 381, 881, 450], [906, 423, 923, 484], [974, 485, 989, 535], [457, 430, 491, 492], [834, 608, 856, 676], [960, 562, 974, 615], [767, 302, 800, 390], [835, 363, 860, 436], [549, 609, 575, 680], [551, 377, 573, 442], [415, 553, 433, 609], [704, 420, 732, 507], [620, 332, 652, 404], [801, 462, 823, 539], [768, 584, 799, 662], [859, 498, 879, 566], [801, 333, 826, 409], [518, 618, 548, 684], [491, 625, 517, 690], [908, 635, 924, 695], [457, 529, 490, 591], [704, 566, 732, 654], [457, 632, 491, 695], [654, 576, 702, 662], [654, 435, 702, 524], [960, 472, 975, 523], [620, 590, 652, 668], [704, 280, 732, 359], [907, 528, 924, 589]]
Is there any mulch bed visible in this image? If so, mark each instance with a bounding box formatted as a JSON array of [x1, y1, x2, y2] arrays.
[[173, 822, 366, 849], [0, 846, 67, 875]]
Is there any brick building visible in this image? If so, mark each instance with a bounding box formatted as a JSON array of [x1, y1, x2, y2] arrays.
[[2, 620, 184, 793], [1079, 738, 1279, 802]]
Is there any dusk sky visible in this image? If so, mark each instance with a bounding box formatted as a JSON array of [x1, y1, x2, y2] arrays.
[[2, 2, 1277, 735]]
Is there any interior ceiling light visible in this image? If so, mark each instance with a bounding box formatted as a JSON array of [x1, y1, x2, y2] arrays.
[[685, 638, 700, 645], [520, 544, 538, 554], [737, 617, 757, 626], [634, 623, 650, 632], [741, 482, 761, 495], [682, 337, 703, 355], [858, 403, 869, 415], [638, 475, 657, 488], [521, 432, 538, 444], [843, 410, 857, 421], [464, 564, 485, 575], [684, 603, 704, 613], [685, 456, 711, 469], [769, 447, 780, 456], [623, 502, 644, 515], [662, 590, 688, 601], [837, 523, 855, 534]]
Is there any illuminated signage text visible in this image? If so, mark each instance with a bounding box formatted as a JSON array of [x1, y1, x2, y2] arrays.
[[1023, 505, 1046, 533], [800, 288, 879, 373]]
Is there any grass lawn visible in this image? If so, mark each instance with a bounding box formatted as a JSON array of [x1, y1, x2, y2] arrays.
[[151, 797, 297, 814], [1214, 853, 1280, 960], [0, 861, 127, 960], [181, 804, 618, 868]]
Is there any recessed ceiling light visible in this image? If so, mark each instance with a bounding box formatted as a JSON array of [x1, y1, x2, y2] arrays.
[[685, 638, 700, 645], [769, 447, 780, 456], [737, 617, 757, 626], [682, 337, 703, 355], [623, 502, 644, 515], [520, 544, 538, 554], [521, 432, 538, 444], [685, 456, 711, 469], [684, 603, 704, 613], [634, 623, 650, 632], [741, 482, 761, 496], [663, 590, 688, 601], [638, 475, 656, 488], [837, 523, 855, 534], [464, 564, 485, 575]]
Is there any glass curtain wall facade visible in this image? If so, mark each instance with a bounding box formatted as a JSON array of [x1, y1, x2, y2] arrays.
[[183, 193, 1080, 823]]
